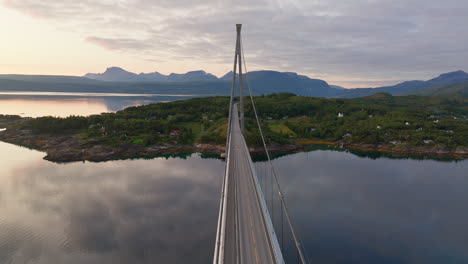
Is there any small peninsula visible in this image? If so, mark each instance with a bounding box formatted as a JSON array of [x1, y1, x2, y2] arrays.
[[1, 93, 467, 162]]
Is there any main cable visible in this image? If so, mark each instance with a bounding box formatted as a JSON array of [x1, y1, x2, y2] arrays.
[[240, 34, 310, 264]]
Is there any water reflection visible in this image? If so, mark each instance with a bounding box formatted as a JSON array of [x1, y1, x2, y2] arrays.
[[0, 94, 195, 117], [1, 141, 468, 264], [265, 150, 468, 263], [253, 145, 466, 163], [0, 142, 224, 263], [0, 98, 109, 117]]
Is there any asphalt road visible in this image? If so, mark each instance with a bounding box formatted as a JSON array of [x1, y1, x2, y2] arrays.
[[223, 104, 276, 264]]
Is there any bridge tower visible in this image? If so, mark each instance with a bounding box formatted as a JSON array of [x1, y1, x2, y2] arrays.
[[215, 24, 308, 264], [231, 24, 245, 133]]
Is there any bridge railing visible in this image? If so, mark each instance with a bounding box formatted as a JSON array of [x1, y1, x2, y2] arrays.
[[212, 117, 233, 264], [240, 129, 285, 264]]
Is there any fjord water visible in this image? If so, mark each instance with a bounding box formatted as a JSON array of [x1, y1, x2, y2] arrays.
[[1, 142, 467, 263], [0, 93, 195, 117], [1, 97, 468, 263], [0, 141, 224, 263]]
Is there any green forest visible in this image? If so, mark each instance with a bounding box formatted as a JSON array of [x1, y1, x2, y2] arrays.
[[17, 93, 468, 149]]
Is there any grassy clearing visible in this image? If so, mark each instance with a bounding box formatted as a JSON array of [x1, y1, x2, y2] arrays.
[[268, 123, 296, 136]]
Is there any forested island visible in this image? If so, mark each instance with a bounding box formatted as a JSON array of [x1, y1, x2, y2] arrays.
[[0, 93, 467, 162]]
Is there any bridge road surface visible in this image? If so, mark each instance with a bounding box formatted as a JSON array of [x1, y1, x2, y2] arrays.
[[223, 104, 277, 264]]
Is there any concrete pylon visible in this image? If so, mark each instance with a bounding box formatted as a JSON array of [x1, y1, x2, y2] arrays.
[[232, 24, 244, 133]]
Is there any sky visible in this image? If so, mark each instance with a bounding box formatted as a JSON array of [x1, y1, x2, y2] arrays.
[[0, 0, 467, 88]]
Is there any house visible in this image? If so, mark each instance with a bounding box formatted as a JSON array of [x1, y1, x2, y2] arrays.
[[342, 133, 352, 139], [338, 113, 344, 118], [170, 129, 181, 136], [282, 116, 289, 120], [266, 116, 273, 120], [376, 126, 381, 129], [417, 127, 423, 131], [433, 120, 439, 123], [405, 122, 410, 126], [423, 139, 434, 144], [390, 140, 402, 145], [309, 127, 317, 132]]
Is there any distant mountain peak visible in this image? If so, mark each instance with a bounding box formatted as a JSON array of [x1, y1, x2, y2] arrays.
[[140, 70, 162, 75], [439, 70, 466, 76], [106, 66, 125, 71], [83, 66, 138, 82], [103, 66, 133, 74], [428, 70, 468, 86], [221, 71, 233, 80]]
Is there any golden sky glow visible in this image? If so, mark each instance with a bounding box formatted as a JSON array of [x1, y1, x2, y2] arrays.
[[0, 6, 157, 76], [0, 6, 220, 78]]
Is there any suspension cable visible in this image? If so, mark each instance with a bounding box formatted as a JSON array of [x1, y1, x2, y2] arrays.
[[240, 34, 310, 264]]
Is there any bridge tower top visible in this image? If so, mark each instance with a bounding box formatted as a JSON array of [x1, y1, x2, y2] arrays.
[[232, 24, 245, 133]]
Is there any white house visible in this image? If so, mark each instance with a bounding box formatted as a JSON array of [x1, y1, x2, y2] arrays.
[[342, 133, 352, 139], [338, 113, 344, 118], [405, 122, 410, 125]]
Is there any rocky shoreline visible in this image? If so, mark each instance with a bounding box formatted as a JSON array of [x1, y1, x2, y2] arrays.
[[0, 127, 466, 162], [295, 140, 468, 159]]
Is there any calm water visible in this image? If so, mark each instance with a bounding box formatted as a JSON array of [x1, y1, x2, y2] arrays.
[[0, 141, 467, 263], [0, 93, 195, 117], [1, 96, 468, 263], [0, 142, 224, 264]]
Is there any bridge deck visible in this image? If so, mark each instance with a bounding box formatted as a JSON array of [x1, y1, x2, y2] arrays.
[[223, 104, 279, 263]]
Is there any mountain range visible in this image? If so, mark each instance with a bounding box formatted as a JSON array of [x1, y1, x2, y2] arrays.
[[83, 67, 333, 96], [333, 70, 468, 98], [0, 67, 467, 99], [84, 67, 219, 82]]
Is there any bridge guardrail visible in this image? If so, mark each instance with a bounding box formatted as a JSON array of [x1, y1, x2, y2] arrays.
[[240, 132, 285, 264]]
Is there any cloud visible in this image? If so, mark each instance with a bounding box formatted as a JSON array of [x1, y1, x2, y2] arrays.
[[3, 0, 468, 87], [85, 37, 153, 51]]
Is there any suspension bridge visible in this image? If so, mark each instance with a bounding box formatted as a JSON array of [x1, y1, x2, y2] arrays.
[[213, 24, 308, 264]]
